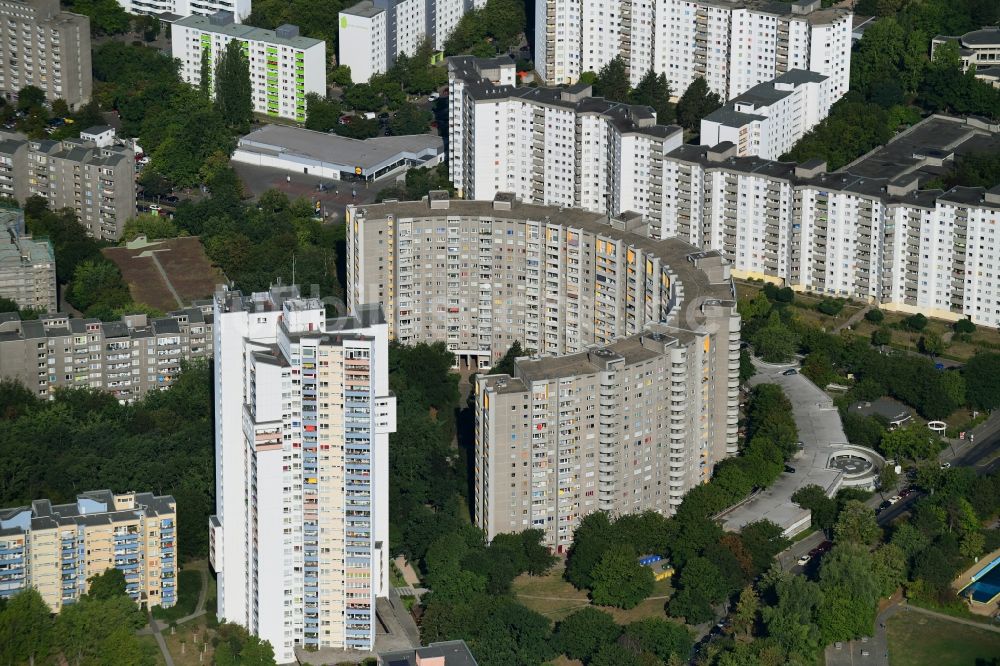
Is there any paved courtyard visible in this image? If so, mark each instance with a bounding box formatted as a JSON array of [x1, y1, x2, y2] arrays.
[[719, 359, 847, 535]]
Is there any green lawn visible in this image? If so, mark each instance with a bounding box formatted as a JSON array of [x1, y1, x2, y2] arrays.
[[152, 568, 202, 622], [887, 612, 1000, 666]]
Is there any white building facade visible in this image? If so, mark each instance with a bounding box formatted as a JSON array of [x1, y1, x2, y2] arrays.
[[535, 0, 852, 102], [211, 285, 395, 662], [658, 116, 1000, 328], [120, 0, 251, 22], [173, 13, 326, 123], [700, 69, 834, 159], [338, 0, 485, 83], [448, 56, 684, 233]]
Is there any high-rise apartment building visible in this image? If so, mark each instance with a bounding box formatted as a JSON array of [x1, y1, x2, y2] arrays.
[[0, 490, 177, 611], [347, 193, 740, 549], [210, 284, 395, 662], [0, 131, 135, 241], [338, 0, 485, 83], [0, 0, 92, 109], [119, 0, 251, 23], [535, 0, 851, 103], [0, 307, 213, 401], [699, 69, 833, 159], [173, 12, 326, 123], [448, 56, 684, 234], [658, 115, 1000, 327], [0, 208, 56, 313]]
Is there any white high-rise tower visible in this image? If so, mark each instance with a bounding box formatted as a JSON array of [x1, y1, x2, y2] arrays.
[[209, 284, 395, 662]]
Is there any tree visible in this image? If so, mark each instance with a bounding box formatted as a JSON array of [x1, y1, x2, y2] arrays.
[[593, 57, 631, 102], [215, 39, 253, 132], [919, 332, 945, 357], [133, 14, 161, 42], [865, 308, 885, 324], [330, 64, 352, 86], [490, 341, 524, 376], [751, 313, 798, 363], [739, 349, 756, 383], [565, 511, 615, 589], [591, 642, 643, 666], [590, 544, 654, 609], [70, 0, 131, 35], [792, 485, 837, 530], [871, 327, 892, 348], [0, 588, 52, 666], [963, 352, 1000, 410], [304, 93, 342, 133], [833, 500, 880, 546], [16, 85, 46, 112], [630, 69, 675, 123], [879, 464, 899, 492], [903, 313, 928, 331], [621, 618, 692, 662], [122, 214, 180, 241], [676, 77, 722, 131], [552, 607, 620, 661], [389, 102, 433, 136], [953, 318, 976, 334], [733, 585, 760, 640], [87, 568, 128, 600], [871, 543, 906, 598], [879, 426, 940, 462], [199, 45, 212, 99]]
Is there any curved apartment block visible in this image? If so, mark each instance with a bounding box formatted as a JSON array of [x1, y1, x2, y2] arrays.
[[347, 192, 741, 549]]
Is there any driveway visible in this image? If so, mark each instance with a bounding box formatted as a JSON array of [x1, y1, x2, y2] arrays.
[[719, 359, 847, 535]]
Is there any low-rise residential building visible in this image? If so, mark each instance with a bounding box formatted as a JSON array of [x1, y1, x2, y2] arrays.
[[0, 0, 92, 109], [379, 640, 478, 666], [347, 193, 741, 550], [338, 0, 484, 83], [0, 306, 213, 401], [534, 0, 852, 103], [0, 490, 177, 611], [118, 0, 251, 22], [173, 12, 326, 123], [700, 70, 834, 160], [448, 56, 684, 232], [932, 27, 1000, 88], [0, 131, 135, 241], [0, 208, 56, 313]]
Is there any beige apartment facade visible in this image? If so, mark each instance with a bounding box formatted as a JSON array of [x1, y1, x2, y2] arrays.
[[0, 306, 213, 402], [347, 193, 741, 549], [0, 208, 56, 312], [0, 490, 177, 611], [0, 0, 92, 108]]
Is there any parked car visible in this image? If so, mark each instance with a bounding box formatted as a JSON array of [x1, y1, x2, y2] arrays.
[[782, 368, 798, 375], [940, 462, 951, 470], [797, 554, 811, 566], [428, 92, 439, 102], [784, 465, 796, 473]]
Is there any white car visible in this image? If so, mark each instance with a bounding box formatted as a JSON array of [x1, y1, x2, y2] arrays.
[[940, 462, 951, 470], [797, 554, 811, 566], [428, 93, 439, 102], [887, 495, 901, 505]]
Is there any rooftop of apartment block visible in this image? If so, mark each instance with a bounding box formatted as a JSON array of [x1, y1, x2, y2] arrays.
[[1, 228, 53, 268], [0, 0, 90, 26], [703, 69, 828, 127], [699, 0, 849, 23], [671, 114, 1000, 208], [0, 131, 131, 168], [0, 307, 211, 343], [0, 490, 175, 535], [340, 0, 383, 19], [175, 12, 323, 49], [448, 56, 683, 140], [380, 640, 479, 666]]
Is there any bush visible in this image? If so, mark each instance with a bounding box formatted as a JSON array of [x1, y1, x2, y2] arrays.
[[817, 298, 845, 316], [903, 313, 928, 331], [953, 318, 976, 334], [865, 309, 884, 324]]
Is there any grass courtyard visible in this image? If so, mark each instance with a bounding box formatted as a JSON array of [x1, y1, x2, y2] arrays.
[[887, 612, 1000, 666], [511, 564, 674, 624]]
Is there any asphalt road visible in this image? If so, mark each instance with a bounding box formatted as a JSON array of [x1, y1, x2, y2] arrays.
[[944, 411, 1000, 474]]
